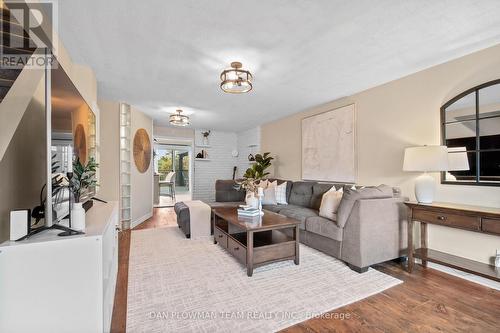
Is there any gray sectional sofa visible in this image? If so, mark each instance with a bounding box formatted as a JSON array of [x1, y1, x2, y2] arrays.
[[213, 179, 408, 272]]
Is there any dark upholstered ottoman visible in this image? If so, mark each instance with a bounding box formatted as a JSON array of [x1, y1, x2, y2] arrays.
[[174, 202, 190, 238]]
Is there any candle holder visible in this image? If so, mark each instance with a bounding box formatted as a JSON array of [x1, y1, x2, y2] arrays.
[[58, 171, 84, 237], [257, 193, 264, 216]]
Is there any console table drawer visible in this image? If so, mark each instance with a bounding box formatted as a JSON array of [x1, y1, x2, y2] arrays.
[[214, 227, 228, 249], [413, 209, 480, 231], [482, 218, 500, 235], [228, 237, 246, 265]]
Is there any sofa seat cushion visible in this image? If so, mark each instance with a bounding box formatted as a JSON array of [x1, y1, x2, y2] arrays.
[[306, 216, 343, 241], [278, 205, 319, 230], [262, 204, 283, 213]]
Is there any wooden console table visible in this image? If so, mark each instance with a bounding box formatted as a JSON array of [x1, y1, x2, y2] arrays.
[[405, 201, 500, 282]]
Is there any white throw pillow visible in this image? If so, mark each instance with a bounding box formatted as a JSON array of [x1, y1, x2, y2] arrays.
[[319, 189, 343, 220], [262, 187, 277, 205], [259, 179, 269, 188], [267, 180, 277, 188], [275, 182, 288, 205]]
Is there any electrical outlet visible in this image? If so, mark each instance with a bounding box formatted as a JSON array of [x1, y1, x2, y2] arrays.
[[495, 249, 500, 268]]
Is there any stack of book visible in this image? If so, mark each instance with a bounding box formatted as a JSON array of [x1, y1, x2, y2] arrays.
[[237, 205, 260, 217]]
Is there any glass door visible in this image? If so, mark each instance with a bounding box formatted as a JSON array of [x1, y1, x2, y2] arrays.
[[154, 144, 192, 206]]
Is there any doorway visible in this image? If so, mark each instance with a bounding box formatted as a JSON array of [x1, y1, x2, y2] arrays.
[[154, 144, 192, 207]]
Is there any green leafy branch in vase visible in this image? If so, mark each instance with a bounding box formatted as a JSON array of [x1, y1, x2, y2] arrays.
[[244, 152, 273, 179], [71, 157, 99, 203], [236, 152, 274, 194]]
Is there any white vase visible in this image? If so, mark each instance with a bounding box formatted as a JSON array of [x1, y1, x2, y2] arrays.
[[245, 192, 259, 209], [414, 173, 435, 204], [71, 202, 86, 231]]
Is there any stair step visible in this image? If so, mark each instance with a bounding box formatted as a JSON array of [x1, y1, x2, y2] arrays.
[[0, 45, 36, 54], [0, 77, 14, 87], [0, 68, 22, 81], [0, 85, 11, 100], [0, 18, 25, 36], [1, 31, 32, 49], [0, 7, 19, 25]]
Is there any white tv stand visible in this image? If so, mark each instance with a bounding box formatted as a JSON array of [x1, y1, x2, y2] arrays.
[[0, 201, 119, 333]]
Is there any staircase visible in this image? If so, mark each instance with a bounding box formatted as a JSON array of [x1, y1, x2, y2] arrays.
[[0, 5, 36, 103]]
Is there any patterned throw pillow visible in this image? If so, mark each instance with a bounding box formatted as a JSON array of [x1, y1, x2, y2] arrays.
[[262, 187, 277, 205], [275, 182, 288, 205]]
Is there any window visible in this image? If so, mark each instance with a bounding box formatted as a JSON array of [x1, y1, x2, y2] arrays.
[[441, 79, 500, 186]]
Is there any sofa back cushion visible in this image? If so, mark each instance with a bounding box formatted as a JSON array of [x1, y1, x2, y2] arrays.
[[215, 180, 246, 202], [289, 181, 314, 207], [336, 184, 394, 228], [310, 183, 336, 210]]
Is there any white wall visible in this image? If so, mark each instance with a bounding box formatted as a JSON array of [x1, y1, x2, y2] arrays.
[[262, 43, 500, 265], [236, 127, 261, 178], [131, 107, 153, 226], [96, 100, 120, 202], [192, 130, 238, 202], [153, 126, 194, 144]]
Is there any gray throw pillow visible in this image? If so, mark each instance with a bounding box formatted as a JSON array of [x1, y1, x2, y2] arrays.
[[336, 184, 393, 228]]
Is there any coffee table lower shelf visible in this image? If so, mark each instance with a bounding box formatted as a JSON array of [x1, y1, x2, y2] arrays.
[[214, 226, 299, 277]]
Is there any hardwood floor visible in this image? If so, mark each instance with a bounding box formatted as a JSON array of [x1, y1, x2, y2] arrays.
[[111, 207, 500, 333], [110, 229, 130, 333], [133, 207, 178, 230]]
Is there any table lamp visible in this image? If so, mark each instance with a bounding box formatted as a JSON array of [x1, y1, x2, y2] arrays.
[[403, 145, 449, 203]]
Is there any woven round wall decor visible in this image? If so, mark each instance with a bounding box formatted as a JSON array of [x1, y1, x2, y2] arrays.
[[133, 128, 151, 173]]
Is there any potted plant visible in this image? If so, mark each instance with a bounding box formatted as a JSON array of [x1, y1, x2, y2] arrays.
[[70, 157, 98, 231], [236, 152, 274, 208]]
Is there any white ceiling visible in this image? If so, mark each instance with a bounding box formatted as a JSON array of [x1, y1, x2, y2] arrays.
[[58, 0, 500, 132]]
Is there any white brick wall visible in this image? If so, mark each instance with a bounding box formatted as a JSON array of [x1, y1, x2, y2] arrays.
[[192, 130, 238, 202], [190, 127, 262, 202], [236, 127, 261, 178]]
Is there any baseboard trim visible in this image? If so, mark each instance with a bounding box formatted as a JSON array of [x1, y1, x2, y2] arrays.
[[415, 259, 500, 291], [131, 211, 153, 229]]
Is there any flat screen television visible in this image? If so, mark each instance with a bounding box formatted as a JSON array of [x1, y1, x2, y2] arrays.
[[48, 61, 97, 226]]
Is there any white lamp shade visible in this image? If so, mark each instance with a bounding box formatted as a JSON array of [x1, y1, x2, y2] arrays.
[[403, 145, 449, 172], [447, 147, 470, 171]]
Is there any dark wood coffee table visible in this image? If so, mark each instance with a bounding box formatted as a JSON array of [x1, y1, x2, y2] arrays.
[[212, 207, 301, 277]]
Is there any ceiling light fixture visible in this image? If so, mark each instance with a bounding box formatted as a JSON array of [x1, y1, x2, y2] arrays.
[[169, 109, 190, 126], [220, 61, 253, 93]]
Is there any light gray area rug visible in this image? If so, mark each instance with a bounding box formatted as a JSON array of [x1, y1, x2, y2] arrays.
[[127, 227, 402, 333]]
